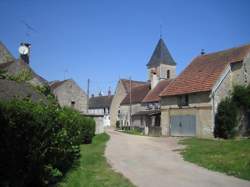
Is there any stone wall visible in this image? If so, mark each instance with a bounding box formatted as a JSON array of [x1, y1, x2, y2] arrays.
[[52, 80, 87, 113], [109, 81, 127, 127], [93, 116, 105, 134], [119, 103, 147, 127], [148, 64, 176, 81], [161, 92, 213, 138]]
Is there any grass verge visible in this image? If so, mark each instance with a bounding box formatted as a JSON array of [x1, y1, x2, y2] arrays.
[[180, 138, 250, 180], [118, 128, 144, 136], [58, 133, 135, 187]]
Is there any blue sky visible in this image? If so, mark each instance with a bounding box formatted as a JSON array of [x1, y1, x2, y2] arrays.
[[1, 0, 250, 95]]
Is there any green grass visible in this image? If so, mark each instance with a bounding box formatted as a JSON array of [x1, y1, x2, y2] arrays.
[[180, 138, 250, 180], [118, 128, 144, 136], [58, 133, 135, 187]]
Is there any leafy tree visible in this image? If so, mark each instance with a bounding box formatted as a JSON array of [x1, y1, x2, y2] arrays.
[[214, 97, 239, 139]]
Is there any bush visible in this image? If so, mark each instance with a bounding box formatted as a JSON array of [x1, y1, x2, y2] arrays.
[[214, 97, 239, 139], [0, 99, 95, 187], [80, 117, 95, 144], [116, 120, 120, 129], [232, 85, 250, 109]]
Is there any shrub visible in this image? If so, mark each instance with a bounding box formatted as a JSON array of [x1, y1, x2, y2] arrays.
[[80, 117, 95, 144], [0, 99, 95, 187], [8, 69, 33, 82], [214, 97, 239, 139], [116, 120, 120, 129], [232, 85, 250, 109]]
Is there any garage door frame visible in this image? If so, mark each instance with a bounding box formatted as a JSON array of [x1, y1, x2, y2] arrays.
[[170, 115, 196, 137]]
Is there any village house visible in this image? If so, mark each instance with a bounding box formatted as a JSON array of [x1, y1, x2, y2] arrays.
[[50, 79, 88, 113], [109, 79, 147, 127], [160, 44, 250, 138], [88, 91, 114, 127], [118, 38, 176, 136], [119, 84, 150, 128]]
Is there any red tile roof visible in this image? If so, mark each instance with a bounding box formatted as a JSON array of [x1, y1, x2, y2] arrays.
[[120, 79, 147, 92], [160, 44, 250, 97], [121, 84, 150, 105], [50, 80, 68, 90], [142, 79, 173, 103]]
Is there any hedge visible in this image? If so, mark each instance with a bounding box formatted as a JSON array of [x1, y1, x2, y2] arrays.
[[0, 99, 95, 187]]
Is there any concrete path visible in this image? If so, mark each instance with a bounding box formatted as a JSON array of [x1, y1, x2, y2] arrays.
[[105, 129, 250, 187]]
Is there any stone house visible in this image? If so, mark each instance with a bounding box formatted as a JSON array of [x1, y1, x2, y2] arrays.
[[119, 84, 150, 128], [160, 44, 250, 138], [118, 38, 176, 135], [88, 93, 114, 127], [0, 79, 47, 103], [50, 79, 88, 113], [141, 79, 173, 135], [109, 79, 147, 127]]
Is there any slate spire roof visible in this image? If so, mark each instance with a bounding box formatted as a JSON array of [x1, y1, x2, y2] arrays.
[[147, 38, 176, 68]]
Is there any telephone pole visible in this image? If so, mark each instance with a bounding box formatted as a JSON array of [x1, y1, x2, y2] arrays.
[[129, 76, 132, 129]]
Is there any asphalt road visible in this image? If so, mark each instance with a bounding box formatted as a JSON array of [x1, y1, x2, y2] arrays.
[[105, 129, 250, 187]]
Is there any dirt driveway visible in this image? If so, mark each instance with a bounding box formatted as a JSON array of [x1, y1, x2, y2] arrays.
[[105, 129, 250, 187]]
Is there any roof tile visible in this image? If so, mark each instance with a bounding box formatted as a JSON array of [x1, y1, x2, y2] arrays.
[[160, 44, 250, 96]]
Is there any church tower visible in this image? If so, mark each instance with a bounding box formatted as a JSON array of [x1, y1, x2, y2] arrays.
[[147, 38, 176, 89]]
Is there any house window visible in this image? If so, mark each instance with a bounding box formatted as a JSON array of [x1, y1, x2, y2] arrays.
[[178, 95, 189, 107], [167, 70, 170, 79], [71, 101, 75, 108]]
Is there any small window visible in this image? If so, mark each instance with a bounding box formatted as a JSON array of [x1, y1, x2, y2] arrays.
[[71, 101, 75, 108], [178, 95, 189, 107], [167, 70, 170, 79]]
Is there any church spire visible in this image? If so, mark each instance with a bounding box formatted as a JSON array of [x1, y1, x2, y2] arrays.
[[147, 38, 176, 68]]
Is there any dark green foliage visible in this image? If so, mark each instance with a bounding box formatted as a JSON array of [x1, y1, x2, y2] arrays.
[[34, 84, 58, 105], [214, 84, 250, 139], [80, 117, 95, 144], [214, 97, 238, 138], [231, 85, 250, 109], [0, 99, 95, 187], [0, 69, 7, 79]]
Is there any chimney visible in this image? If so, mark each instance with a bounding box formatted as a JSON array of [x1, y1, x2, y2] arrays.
[[151, 70, 159, 89], [18, 43, 31, 64], [201, 49, 205, 55]]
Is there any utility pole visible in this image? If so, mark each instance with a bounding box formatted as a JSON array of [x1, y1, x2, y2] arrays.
[[129, 76, 132, 129]]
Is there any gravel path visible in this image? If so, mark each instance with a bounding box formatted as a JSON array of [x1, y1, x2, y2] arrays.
[[105, 129, 250, 187]]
